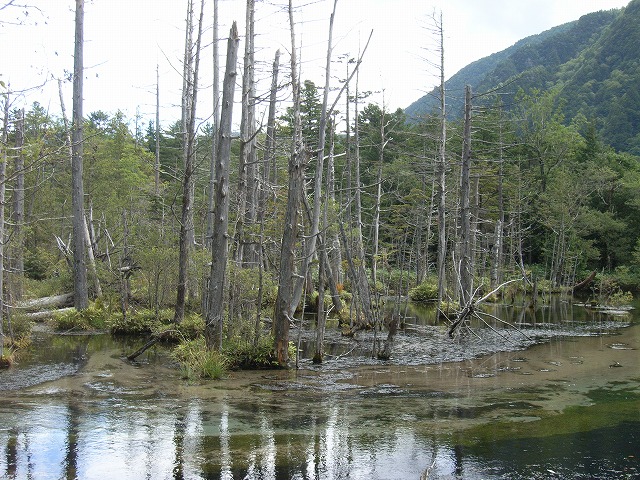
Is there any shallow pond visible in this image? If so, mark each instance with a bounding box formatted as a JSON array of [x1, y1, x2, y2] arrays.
[[1, 298, 639, 479]]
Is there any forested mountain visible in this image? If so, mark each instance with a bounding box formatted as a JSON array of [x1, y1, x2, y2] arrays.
[[405, 0, 640, 153]]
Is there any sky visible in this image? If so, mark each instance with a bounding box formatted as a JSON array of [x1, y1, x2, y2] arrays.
[[1, 0, 631, 129]]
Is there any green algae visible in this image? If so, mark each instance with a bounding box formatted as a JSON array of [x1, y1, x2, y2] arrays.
[[455, 384, 640, 446]]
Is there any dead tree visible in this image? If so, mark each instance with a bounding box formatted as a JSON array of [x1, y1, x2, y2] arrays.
[[205, 0, 220, 248], [0, 92, 8, 359], [273, 0, 306, 367], [447, 279, 527, 339], [234, 0, 257, 267], [253, 48, 280, 346], [458, 85, 473, 306], [290, 0, 338, 312], [174, 0, 205, 324], [71, 0, 88, 310], [154, 64, 161, 197], [205, 22, 240, 350], [11, 108, 24, 301], [433, 12, 447, 313], [58, 80, 101, 298]]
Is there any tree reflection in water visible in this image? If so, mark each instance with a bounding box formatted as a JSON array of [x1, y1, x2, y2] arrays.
[[0, 301, 637, 479]]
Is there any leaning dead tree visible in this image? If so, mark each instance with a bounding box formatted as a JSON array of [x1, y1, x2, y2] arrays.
[[290, 0, 338, 313]]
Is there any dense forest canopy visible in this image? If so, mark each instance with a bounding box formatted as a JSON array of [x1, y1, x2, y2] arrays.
[[2, 0, 640, 370]]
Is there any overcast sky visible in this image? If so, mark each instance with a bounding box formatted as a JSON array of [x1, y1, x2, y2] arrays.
[[1, 0, 630, 128]]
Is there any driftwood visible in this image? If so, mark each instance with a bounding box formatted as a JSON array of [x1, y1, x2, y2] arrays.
[[448, 279, 526, 338], [573, 270, 596, 292], [17, 293, 74, 312]]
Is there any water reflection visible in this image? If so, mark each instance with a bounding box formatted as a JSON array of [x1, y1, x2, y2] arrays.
[[0, 300, 639, 479]]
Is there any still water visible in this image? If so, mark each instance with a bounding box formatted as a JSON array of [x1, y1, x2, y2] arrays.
[[0, 299, 638, 479]]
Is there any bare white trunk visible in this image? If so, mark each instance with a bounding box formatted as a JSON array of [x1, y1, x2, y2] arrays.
[[435, 12, 447, 310], [206, 0, 220, 248], [0, 94, 8, 357], [72, 0, 88, 310]]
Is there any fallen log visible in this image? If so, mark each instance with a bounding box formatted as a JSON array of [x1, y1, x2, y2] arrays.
[[573, 270, 596, 292], [25, 307, 75, 320], [17, 293, 74, 312]]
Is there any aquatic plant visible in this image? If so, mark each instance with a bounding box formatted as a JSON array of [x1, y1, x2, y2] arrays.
[[222, 335, 296, 369], [51, 303, 110, 331], [171, 337, 227, 380]]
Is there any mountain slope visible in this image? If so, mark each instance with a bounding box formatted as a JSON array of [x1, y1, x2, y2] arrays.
[[558, 0, 640, 151], [404, 4, 640, 152]]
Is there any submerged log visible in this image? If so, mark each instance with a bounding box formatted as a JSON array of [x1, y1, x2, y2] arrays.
[[126, 330, 172, 361]]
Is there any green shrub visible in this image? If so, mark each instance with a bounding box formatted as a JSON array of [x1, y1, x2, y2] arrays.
[[171, 337, 227, 380], [223, 336, 278, 369], [606, 290, 634, 307], [156, 312, 205, 342], [409, 280, 439, 302], [24, 247, 58, 281], [223, 335, 295, 369], [3, 312, 33, 347], [51, 303, 110, 331], [108, 310, 155, 335]]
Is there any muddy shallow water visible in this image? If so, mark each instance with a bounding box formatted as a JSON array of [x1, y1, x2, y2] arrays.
[[1, 299, 639, 479]]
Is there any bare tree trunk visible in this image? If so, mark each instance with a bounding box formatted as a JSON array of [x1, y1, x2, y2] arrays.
[[273, 0, 306, 367], [206, 0, 220, 249], [253, 49, 280, 346], [491, 107, 505, 289], [434, 13, 447, 314], [0, 93, 9, 358], [205, 22, 240, 350], [12, 108, 24, 301], [71, 0, 88, 310], [290, 0, 338, 313], [324, 118, 343, 312], [154, 64, 161, 196], [263, 50, 280, 187], [120, 210, 130, 317], [459, 85, 472, 306], [352, 63, 373, 323], [174, 0, 204, 324], [371, 106, 387, 317], [234, 0, 257, 267], [312, 245, 326, 364], [327, 114, 342, 287], [59, 79, 100, 298], [83, 215, 101, 296]]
